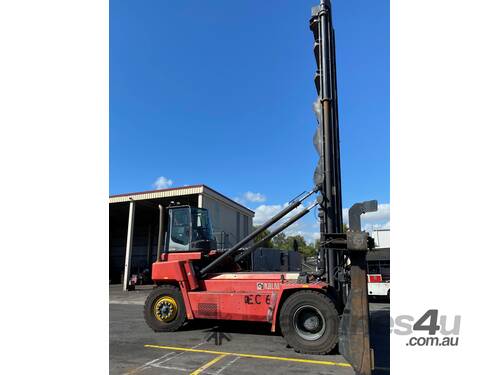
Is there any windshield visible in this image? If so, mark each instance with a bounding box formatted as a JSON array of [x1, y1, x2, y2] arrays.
[[191, 208, 213, 242]]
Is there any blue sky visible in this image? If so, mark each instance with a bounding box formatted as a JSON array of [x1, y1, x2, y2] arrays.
[[110, 0, 389, 241]]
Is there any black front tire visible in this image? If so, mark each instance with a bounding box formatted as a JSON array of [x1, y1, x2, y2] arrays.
[[144, 285, 186, 332], [279, 290, 339, 355]]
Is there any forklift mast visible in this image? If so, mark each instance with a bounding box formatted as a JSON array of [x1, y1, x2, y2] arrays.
[[148, 2, 378, 373], [310, 0, 344, 291], [311, 2, 376, 374]]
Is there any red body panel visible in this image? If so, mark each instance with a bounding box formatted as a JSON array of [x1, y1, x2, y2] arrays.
[[161, 252, 202, 262], [151, 253, 330, 331]]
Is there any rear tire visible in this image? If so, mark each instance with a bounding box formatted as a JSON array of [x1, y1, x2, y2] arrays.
[[279, 290, 339, 355], [144, 285, 186, 332]]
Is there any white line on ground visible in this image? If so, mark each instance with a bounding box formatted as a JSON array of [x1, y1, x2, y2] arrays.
[[126, 352, 173, 374], [152, 348, 199, 369], [151, 364, 191, 372], [109, 300, 144, 305], [128, 342, 206, 374], [212, 356, 240, 375]]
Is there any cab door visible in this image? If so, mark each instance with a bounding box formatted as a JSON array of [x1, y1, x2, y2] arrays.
[[168, 207, 191, 252]]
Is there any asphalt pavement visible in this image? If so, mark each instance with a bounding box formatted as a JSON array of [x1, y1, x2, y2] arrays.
[[109, 286, 389, 375]]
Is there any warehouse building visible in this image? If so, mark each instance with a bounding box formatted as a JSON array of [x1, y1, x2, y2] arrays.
[[109, 185, 254, 288]]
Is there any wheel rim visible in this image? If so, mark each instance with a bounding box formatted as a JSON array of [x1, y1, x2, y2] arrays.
[[292, 305, 326, 341], [153, 296, 178, 323]]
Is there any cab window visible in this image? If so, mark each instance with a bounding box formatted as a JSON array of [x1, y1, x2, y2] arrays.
[[170, 208, 190, 247]]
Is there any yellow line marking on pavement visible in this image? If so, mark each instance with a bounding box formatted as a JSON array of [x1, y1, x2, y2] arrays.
[[144, 344, 351, 367], [190, 354, 227, 375]]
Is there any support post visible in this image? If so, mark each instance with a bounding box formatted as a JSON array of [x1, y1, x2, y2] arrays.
[[146, 224, 152, 267], [157, 205, 165, 261], [123, 201, 136, 291]]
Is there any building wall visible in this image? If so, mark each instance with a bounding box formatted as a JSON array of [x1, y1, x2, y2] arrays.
[[202, 194, 253, 248], [109, 190, 254, 284], [372, 229, 390, 248]]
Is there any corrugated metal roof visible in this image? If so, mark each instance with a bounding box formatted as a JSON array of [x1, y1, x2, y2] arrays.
[[109, 184, 254, 216], [109, 185, 203, 203]]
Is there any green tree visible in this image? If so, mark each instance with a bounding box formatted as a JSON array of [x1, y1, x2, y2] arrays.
[[271, 233, 316, 257], [294, 235, 316, 257], [252, 226, 273, 248], [272, 232, 287, 249]]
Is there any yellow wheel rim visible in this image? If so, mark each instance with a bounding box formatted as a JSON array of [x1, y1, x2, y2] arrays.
[[153, 296, 178, 323]]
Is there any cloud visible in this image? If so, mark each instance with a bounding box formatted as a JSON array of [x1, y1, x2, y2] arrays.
[[253, 202, 390, 244], [243, 191, 266, 203], [254, 204, 284, 225], [253, 201, 317, 238], [368, 221, 390, 230], [342, 203, 390, 229], [250, 198, 391, 245], [283, 221, 321, 244], [153, 176, 173, 190], [253, 202, 311, 226], [253, 202, 319, 244], [234, 191, 267, 206], [252, 195, 326, 242], [342, 203, 391, 224]]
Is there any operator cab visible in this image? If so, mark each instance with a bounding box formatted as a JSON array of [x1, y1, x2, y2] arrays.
[[166, 206, 216, 252]]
